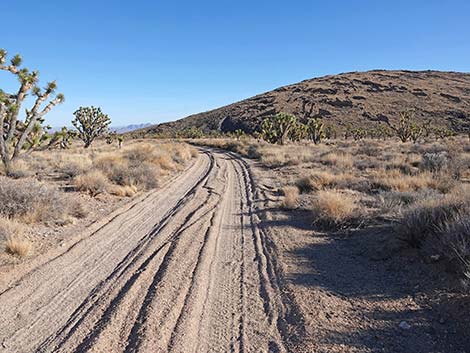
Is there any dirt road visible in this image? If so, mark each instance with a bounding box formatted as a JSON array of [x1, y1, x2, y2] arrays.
[[0, 150, 299, 353]]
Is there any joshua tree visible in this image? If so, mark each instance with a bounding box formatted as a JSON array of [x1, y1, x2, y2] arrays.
[[47, 127, 77, 149], [433, 126, 455, 140], [23, 122, 51, 151], [386, 109, 427, 143], [288, 121, 307, 142], [306, 117, 325, 144], [72, 106, 111, 148], [260, 112, 297, 145], [0, 49, 64, 173], [234, 129, 245, 141], [106, 132, 123, 148]]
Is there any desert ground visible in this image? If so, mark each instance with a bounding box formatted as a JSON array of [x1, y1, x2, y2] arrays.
[[0, 135, 469, 353]]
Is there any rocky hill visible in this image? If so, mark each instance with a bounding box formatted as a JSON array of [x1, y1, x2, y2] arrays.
[[134, 70, 470, 136]]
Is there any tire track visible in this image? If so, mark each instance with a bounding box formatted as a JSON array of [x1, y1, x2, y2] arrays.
[[0, 148, 298, 353]]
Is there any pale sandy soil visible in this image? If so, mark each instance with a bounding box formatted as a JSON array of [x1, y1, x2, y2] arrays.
[[0, 148, 468, 352]]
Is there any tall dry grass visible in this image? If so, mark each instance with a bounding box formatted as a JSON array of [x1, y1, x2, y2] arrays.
[[281, 186, 299, 209], [311, 190, 362, 229], [0, 218, 32, 257]]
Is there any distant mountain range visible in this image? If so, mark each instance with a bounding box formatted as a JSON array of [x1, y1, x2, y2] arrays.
[[48, 123, 153, 134], [110, 123, 153, 134], [131, 70, 470, 137]]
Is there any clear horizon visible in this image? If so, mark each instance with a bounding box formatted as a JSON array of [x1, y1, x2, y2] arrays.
[[2, 0, 470, 127]]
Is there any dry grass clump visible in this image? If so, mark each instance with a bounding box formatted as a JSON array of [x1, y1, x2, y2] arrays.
[[6, 160, 33, 179], [0, 218, 32, 257], [395, 188, 470, 248], [56, 154, 93, 177], [74, 170, 110, 196], [311, 190, 362, 229], [439, 218, 470, 285], [296, 171, 338, 192], [0, 176, 83, 224], [281, 186, 299, 209], [395, 187, 470, 283], [5, 236, 32, 257], [109, 184, 138, 197], [372, 169, 437, 192], [85, 142, 195, 194], [319, 151, 353, 169]]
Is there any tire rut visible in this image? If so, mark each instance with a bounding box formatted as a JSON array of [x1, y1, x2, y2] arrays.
[[0, 149, 299, 353]]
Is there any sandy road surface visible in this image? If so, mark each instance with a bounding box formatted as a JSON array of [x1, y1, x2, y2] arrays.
[[0, 149, 299, 353]]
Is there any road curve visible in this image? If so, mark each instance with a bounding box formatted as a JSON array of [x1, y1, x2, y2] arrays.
[[0, 149, 297, 353]]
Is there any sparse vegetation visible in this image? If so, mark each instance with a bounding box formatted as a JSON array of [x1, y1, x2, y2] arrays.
[[194, 133, 470, 286], [0, 139, 196, 261]]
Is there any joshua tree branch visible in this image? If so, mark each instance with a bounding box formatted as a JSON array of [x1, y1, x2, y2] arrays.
[[13, 95, 63, 159]]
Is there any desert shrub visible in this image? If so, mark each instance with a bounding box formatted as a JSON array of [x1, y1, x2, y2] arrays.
[[57, 155, 93, 177], [95, 157, 129, 185], [124, 143, 156, 163], [93, 142, 193, 191], [6, 160, 32, 179], [354, 158, 382, 170], [377, 189, 438, 220], [126, 162, 159, 189], [421, 152, 449, 174], [356, 144, 381, 157], [320, 152, 353, 169], [438, 217, 470, 285], [172, 144, 193, 163], [74, 170, 110, 196], [396, 187, 470, 285], [154, 153, 176, 170], [296, 171, 338, 193], [0, 177, 80, 224], [372, 169, 436, 192], [281, 186, 299, 209], [395, 191, 470, 248], [296, 176, 316, 193], [311, 190, 362, 229], [247, 145, 261, 159]]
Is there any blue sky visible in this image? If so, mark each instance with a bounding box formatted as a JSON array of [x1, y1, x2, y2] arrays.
[[2, 0, 469, 126]]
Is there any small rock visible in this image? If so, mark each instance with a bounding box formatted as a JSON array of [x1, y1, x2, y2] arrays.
[[439, 317, 445, 324], [399, 321, 411, 330], [430, 254, 441, 262]]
